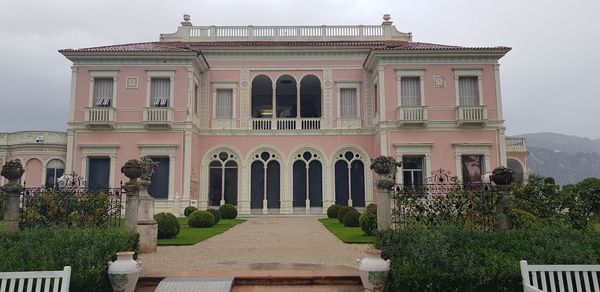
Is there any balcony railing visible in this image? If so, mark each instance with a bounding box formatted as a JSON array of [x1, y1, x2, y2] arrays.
[[397, 106, 428, 126], [250, 118, 321, 130], [456, 106, 488, 126], [143, 107, 173, 128], [84, 107, 115, 128], [506, 137, 527, 152]]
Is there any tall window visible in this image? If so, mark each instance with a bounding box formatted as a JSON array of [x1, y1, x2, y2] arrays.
[[88, 157, 110, 189], [402, 156, 424, 187], [215, 89, 233, 118], [151, 78, 170, 107], [251, 75, 273, 118], [458, 77, 479, 106], [461, 155, 483, 184], [300, 75, 321, 118], [334, 151, 365, 207], [94, 78, 113, 107], [148, 157, 169, 199], [400, 77, 421, 106], [292, 151, 323, 208], [340, 88, 358, 118], [250, 151, 280, 209], [45, 159, 65, 188], [208, 151, 238, 206]]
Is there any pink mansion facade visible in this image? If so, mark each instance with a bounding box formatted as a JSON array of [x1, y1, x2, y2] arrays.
[[7, 15, 528, 215]]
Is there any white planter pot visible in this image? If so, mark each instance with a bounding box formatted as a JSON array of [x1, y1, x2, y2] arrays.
[[358, 248, 390, 292], [108, 251, 141, 292]]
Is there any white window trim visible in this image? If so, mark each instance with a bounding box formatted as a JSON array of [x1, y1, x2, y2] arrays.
[[396, 69, 425, 107], [88, 71, 118, 108], [139, 144, 177, 200], [336, 82, 361, 118], [453, 143, 492, 182], [453, 69, 483, 106], [394, 143, 432, 185], [146, 71, 175, 107], [211, 82, 237, 118], [79, 144, 119, 188]]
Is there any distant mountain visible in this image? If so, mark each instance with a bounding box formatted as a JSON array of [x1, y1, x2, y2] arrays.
[[514, 133, 600, 185]]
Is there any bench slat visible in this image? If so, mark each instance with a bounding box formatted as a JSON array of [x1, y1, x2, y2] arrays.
[[558, 271, 565, 292], [43, 279, 50, 292], [0, 271, 67, 279], [26, 278, 34, 292], [53, 278, 59, 292], [541, 271, 548, 291], [526, 265, 600, 272], [548, 271, 556, 292], [0, 279, 6, 292], [17, 278, 25, 292], [582, 272, 590, 292], [35, 278, 42, 292], [9, 279, 16, 292], [574, 272, 582, 292], [566, 271, 574, 292], [592, 272, 599, 291]]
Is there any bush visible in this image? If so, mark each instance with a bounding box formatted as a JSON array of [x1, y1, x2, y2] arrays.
[[365, 203, 377, 215], [376, 225, 600, 291], [0, 227, 139, 292], [337, 206, 357, 224], [188, 210, 215, 228], [359, 212, 377, 235], [343, 210, 360, 227], [207, 209, 221, 224], [219, 204, 238, 219], [184, 205, 198, 217], [327, 204, 342, 219], [508, 209, 540, 229], [154, 212, 180, 239]]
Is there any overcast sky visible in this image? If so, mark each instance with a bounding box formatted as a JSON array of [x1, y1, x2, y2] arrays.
[[1, 0, 598, 139]]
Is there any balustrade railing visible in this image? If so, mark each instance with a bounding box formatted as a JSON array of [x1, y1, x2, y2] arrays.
[[250, 118, 321, 130], [85, 107, 115, 124], [506, 137, 527, 152], [398, 106, 427, 123], [144, 107, 173, 124], [457, 106, 488, 123]]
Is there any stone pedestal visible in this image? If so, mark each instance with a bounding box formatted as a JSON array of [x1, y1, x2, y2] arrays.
[[377, 189, 392, 230], [123, 179, 140, 232], [495, 191, 511, 230], [137, 180, 157, 253], [3, 182, 22, 231]]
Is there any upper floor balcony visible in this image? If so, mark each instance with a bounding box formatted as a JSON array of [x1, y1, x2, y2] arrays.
[[506, 137, 527, 152], [249, 118, 321, 130], [84, 107, 115, 129], [143, 107, 173, 129], [397, 106, 428, 126], [456, 106, 488, 127]]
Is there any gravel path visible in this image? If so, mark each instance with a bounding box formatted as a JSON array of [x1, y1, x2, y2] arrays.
[[139, 217, 370, 274]]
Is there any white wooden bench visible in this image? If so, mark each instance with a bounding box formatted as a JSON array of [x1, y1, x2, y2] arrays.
[[520, 260, 600, 292], [0, 266, 71, 292]]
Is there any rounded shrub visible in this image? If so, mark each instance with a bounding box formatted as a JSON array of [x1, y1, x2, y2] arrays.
[[343, 211, 360, 227], [337, 206, 357, 223], [365, 203, 377, 215], [154, 212, 180, 239], [184, 205, 198, 217], [187, 210, 215, 228], [207, 208, 221, 224], [327, 204, 342, 219], [359, 212, 377, 235], [219, 204, 238, 219]]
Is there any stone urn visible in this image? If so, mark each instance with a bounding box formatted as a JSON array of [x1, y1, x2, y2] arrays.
[[121, 159, 144, 180], [108, 251, 141, 292], [358, 248, 390, 292], [1, 160, 25, 181], [491, 166, 513, 185]]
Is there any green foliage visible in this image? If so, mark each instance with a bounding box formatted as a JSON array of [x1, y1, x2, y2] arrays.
[[318, 218, 375, 244], [219, 204, 238, 219], [343, 210, 360, 227], [184, 206, 198, 217], [158, 218, 245, 246], [337, 206, 357, 224], [154, 212, 180, 239], [365, 203, 377, 215], [188, 210, 215, 228], [0, 227, 139, 292], [376, 225, 600, 292], [0, 187, 5, 217], [327, 204, 342, 219], [207, 209, 221, 224], [507, 209, 540, 229], [359, 212, 377, 235]]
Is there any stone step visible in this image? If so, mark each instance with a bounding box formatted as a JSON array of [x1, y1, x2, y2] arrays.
[[231, 285, 364, 292]]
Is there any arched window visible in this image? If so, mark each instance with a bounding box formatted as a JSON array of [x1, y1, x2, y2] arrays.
[[208, 151, 238, 206], [507, 158, 524, 184], [251, 75, 273, 118], [300, 75, 321, 118], [292, 150, 323, 209], [334, 151, 365, 207], [45, 159, 65, 188], [250, 151, 280, 210], [276, 75, 297, 118]]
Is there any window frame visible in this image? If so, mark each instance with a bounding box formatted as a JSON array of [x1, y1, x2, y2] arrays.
[[394, 143, 432, 186], [336, 82, 361, 119], [453, 143, 492, 183], [396, 69, 425, 107], [138, 144, 177, 200], [146, 71, 175, 108], [453, 69, 483, 107], [88, 71, 118, 108], [402, 155, 425, 187]]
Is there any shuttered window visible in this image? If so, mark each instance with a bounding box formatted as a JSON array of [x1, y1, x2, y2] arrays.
[[340, 88, 357, 118], [215, 89, 233, 118], [458, 77, 479, 106], [93, 78, 113, 107], [151, 78, 170, 107], [400, 77, 421, 106]]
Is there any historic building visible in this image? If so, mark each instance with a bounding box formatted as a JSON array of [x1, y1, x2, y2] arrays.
[[11, 14, 528, 215]]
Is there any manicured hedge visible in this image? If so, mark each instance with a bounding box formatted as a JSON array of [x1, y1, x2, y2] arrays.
[[184, 206, 198, 217], [219, 204, 238, 219], [343, 211, 360, 227], [327, 204, 342, 219], [154, 212, 180, 239], [188, 210, 215, 228], [359, 212, 377, 235], [337, 206, 357, 224], [0, 227, 139, 292], [376, 225, 600, 291]]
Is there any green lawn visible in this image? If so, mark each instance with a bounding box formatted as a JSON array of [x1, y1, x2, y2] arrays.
[[158, 218, 245, 246], [319, 218, 375, 244]]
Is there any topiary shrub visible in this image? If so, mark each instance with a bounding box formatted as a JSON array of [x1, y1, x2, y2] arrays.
[[188, 210, 215, 228], [184, 205, 198, 217], [219, 204, 238, 219], [337, 206, 357, 224], [207, 209, 221, 224], [359, 212, 377, 235], [508, 208, 540, 229], [343, 210, 360, 227], [327, 204, 342, 219], [365, 203, 377, 215], [154, 212, 180, 239]]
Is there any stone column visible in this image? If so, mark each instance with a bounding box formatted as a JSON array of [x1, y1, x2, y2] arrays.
[[123, 178, 140, 232], [1, 160, 25, 231], [495, 188, 511, 230], [377, 189, 392, 230], [371, 155, 401, 231], [137, 179, 157, 253]]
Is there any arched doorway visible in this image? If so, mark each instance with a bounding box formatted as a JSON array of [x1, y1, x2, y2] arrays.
[[250, 151, 280, 212], [334, 151, 365, 207], [292, 150, 323, 212], [507, 158, 524, 184], [275, 75, 297, 119], [299, 75, 321, 118], [251, 75, 273, 118], [208, 151, 238, 206]]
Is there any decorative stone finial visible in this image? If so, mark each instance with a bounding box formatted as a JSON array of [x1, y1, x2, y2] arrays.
[[181, 14, 192, 26], [183, 14, 190, 22], [1, 160, 25, 181], [382, 14, 393, 25]]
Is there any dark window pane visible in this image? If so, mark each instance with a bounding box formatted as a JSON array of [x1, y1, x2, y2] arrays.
[[308, 160, 323, 207], [251, 75, 273, 118], [335, 160, 349, 206], [293, 160, 306, 207], [219, 152, 228, 161], [88, 157, 110, 190], [266, 161, 280, 209], [208, 166, 222, 206], [261, 152, 270, 162], [350, 160, 365, 207], [250, 161, 264, 209], [45, 169, 56, 188], [462, 155, 483, 184], [414, 171, 423, 186], [209, 160, 222, 168], [402, 156, 423, 169], [148, 157, 169, 199], [403, 171, 413, 186], [344, 151, 354, 161], [303, 151, 312, 161], [225, 160, 237, 167], [224, 167, 238, 205], [300, 75, 321, 118]]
